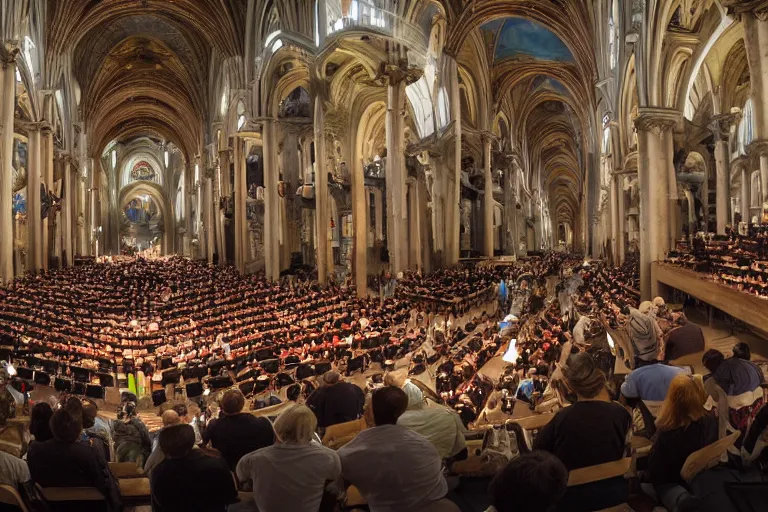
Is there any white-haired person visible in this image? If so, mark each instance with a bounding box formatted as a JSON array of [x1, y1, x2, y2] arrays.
[[235, 404, 341, 512]]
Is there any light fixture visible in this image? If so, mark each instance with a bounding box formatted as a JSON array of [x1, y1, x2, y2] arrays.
[[164, 149, 169, 168]]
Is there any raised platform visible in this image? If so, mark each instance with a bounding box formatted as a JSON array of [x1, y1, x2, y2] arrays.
[[652, 262, 768, 335]]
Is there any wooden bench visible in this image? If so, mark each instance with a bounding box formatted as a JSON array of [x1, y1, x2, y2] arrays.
[[322, 418, 367, 450], [37, 485, 106, 502]]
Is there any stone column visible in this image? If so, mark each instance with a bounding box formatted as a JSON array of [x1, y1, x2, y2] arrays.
[[615, 174, 626, 264], [407, 178, 422, 272], [218, 148, 230, 265], [683, 185, 696, 235], [27, 126, 42, 271], [351, 146, 367, 298], [445, 55, 462, 266], [0, 53, 16, 284], [742, 166, 752, 224], [63, 158, 73, 267], [263, 119, 280, 281], [314, 98, 329, 286], [205, 170, 215, 264], [373, 188, 384, 242], [635, 108, 680, 300], [610, 172, 619, 264], [233, 138, 246, 273], [738, 4, 768, 204], [384, 68, 408, 275], [40, 123, 53, 270], [482, 134, 494, 258], [90, 157, 100, 258], [711, 114, 736, 234]]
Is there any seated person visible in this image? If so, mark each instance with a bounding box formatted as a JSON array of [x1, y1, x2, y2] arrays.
[[702, 349, 764, 440], [81, 400, 111, 462], [151, 424, 238, 512], [534, 352, 631, 512], [203, 389, 274, 470], [112, 401, 152, 465], [663, 318, 705, 362], [0, 448, 30, 492], [144, 410, 182, 476], [27, 409, 121, 511], [487, 451, 568, 512], [396, 381, 467, 460], [236, 404, 340, 512], [338, 386, 448, 512], [306, 370, 365, 429], [646, 374, 718, 512], [625, 306, 659, 367], [620, 360, 688, 438], [29, 402, 54, 443]]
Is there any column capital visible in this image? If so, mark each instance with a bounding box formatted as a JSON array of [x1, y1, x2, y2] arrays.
[[723, 0, 768, 19], [709, 113, 739, 141], [747, 139, 768, 158], [0, 45, 19, 67], [635, 107, 681, 135], [378, 63, 422, 87]]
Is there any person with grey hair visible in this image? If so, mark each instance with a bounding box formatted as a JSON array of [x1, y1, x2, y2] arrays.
[[534, 352, 631, 511], [235, 404, 340, 512], [306, 370, 365, 429], [144, 410, 182, 476]]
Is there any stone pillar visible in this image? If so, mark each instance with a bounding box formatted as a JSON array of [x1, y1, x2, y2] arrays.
[[351, 146, 367, 298], [610, 172, 619, 264], [205, 171, 214, 264], [40, 123, 53, 270], [711, 114, 736, 234], [218, 148, 230, 265], [635, 108, 680, 300], [63, 158, 73, 267], [407, 178, 422, 272], [742, 166, 751, 224], [683, 185, 696, 235], [616, 174, 627, 264], [385, 69, 407, 275], [263, 119, 280, 281], [90, 157, 100, 258], [373, 188, 384, 242], [233, 138, 246, 273], [482, 135, 494, 258], [444, 55, 462, 266], [27, 127, 42, 271], [0, 54, 15, 284], [314, 98, 329, 286]]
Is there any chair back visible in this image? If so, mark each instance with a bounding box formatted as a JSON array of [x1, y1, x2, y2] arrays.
[[420, 499, 462, 512], [108, 461, 143, 478], [37, 485, 105, 502], [567, 458, 632, 487], [0, 484, 29, 512], [322, 418, 367, 450], [680, 431, 740, 484]]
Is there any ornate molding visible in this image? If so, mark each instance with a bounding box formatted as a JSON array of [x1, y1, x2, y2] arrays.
[[723, 0, 768, 19], [635, 108, 681, 135], [747, 139, 768, 159], [709, 113, 739, 141]]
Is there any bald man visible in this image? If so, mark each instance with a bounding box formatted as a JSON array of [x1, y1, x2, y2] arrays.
[[144, 410, 183, 476]]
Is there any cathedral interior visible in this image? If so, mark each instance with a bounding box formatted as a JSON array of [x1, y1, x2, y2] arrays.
[[2, 1, 768, 511]]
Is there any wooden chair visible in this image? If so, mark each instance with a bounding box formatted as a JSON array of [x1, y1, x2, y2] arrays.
[[681, 431, 740, 484], [116, 478, 150, 499], [322, 418, 367, 450], [345, 485, 367, 507], [567, 457, 632, 487], [0, 484, 29, 512], [108, 462, 144, 478], [37, 485, 105, 502]]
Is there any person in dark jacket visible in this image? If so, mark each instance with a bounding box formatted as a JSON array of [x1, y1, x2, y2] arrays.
[[112, 401, 152, 465], [27, 409, 121, 512], [306, 370, 365, 429]]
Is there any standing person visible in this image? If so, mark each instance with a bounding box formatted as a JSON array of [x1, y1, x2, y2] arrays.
[[338, 386, 448, 512], [112, 401, 152, 465], [151, 424, 238, 512], [306, 371, 365, 429], [235, 405, 340, 512], [202, 389, 274, 470], [645, 374, 718, 512]]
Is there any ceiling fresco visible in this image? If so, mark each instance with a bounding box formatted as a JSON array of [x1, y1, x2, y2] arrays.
[[481, 18, 574, 63]]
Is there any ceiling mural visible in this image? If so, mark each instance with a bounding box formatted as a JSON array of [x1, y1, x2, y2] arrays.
[[531, 76, 570, 97], [481, 18, 574, 63]]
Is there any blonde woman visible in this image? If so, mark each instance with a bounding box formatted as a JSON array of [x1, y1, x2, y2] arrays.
[[647, 374, 718, 512], [235, 404, 340, 512]]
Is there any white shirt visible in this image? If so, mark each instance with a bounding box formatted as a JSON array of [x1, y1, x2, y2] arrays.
[[236, 441, 340, 512], [0, 450, 30, 488], [398, 405, 467, 459], [338, 424, 448, 512]]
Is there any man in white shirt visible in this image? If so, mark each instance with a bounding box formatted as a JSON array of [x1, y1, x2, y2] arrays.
[[397, 380, 467, 459], [0, 449, 30, 489], [338, 386, 448, 512]]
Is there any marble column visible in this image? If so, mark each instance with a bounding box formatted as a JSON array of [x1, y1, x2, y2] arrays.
[[482, 135, 494, 258], [63, 158, 73, 267], [711, 114, 736, 234], [636, 108, 680, 300], [27, 127, 42, 271], [233, 138, 246, 273], [385, 70, 407, 275], [742, 166, 752, 224], [739, 5, 768, 204], [0, 55, 15, 284], [205, 172, 214, 264], [41, 123, 53, 270], [263, 119, 280, 281], [616, 174, 627, 264], [314, 98, 329, 286]]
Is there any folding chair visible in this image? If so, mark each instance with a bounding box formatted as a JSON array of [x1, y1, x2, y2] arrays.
[[0, 484, 29, 512]]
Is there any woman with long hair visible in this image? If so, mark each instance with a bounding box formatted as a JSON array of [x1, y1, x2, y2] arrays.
[[647, 373, 717, 512]]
